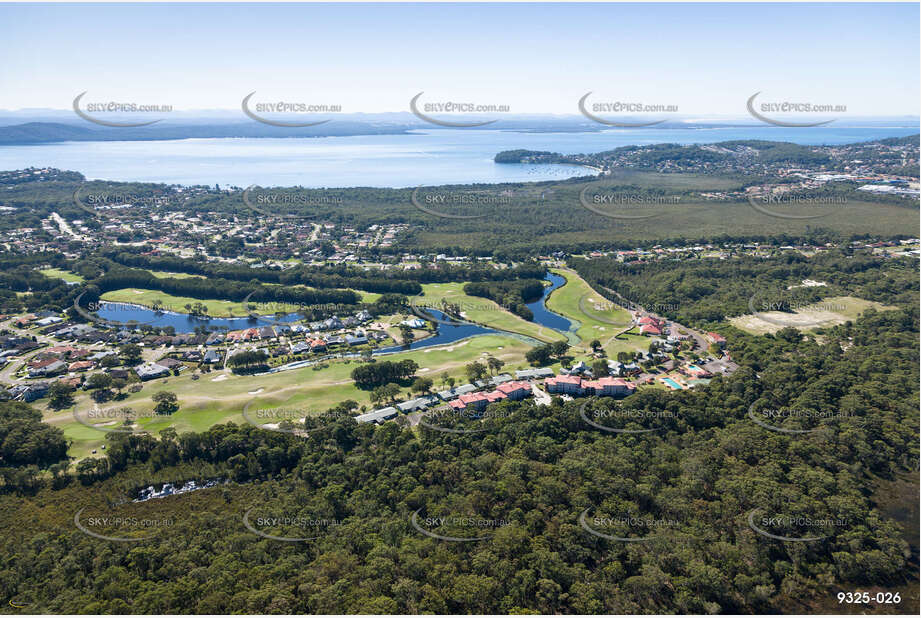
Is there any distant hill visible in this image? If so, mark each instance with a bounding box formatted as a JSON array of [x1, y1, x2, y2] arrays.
[[0, 122, 101, 144], [0, 120, 414, 144]]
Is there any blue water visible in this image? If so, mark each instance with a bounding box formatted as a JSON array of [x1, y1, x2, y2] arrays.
[[662, 378, 683, 390], [375, 309, 495, 353], [96, 274, 576, 341], [0, 126, 915, 188], [527, 273, 573, 333], [96, 301, 303, 332]]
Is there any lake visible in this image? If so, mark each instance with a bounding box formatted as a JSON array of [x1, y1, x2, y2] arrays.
[[375, 309, 497, 353], [0, 126, 916, 188], [96, 301, 304, 332], [526, 273, 573, 333]]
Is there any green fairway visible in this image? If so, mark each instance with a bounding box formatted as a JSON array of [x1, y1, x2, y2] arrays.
[[545, 268, 648, 358], [149, 270, 205, 279], [47, 333, 532, 459], [418, 282, 566, 343], [102, 283, 382, 318], [40, 268, 85, 283], [100, 288, 253, 317], [358, 290, 383, 303]]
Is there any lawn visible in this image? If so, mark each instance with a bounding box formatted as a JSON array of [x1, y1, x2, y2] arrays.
[[40, 268, 85, 283], [358, 290, 383, 303], [417, 282, 566, 344], [47, 333, 532, 459]]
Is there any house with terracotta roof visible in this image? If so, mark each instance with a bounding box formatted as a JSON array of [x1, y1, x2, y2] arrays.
[[45, 345, 76, 357], [637, 315, 667, 336], [28, 358, 67, 377], [706, 332, 727, 347], [68, 360, 95, 372], [309, 338, 327, 351]]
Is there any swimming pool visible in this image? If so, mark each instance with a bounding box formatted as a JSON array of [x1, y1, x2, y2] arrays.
[[662, 378, 684, 390]]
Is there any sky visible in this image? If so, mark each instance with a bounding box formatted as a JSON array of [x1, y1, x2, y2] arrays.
[[0, 2, 918, 116]]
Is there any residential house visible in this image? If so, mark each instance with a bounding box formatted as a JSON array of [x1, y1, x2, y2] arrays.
[[28, 358, 67, 378], [135, 362, 170, 380], [67, 360, 95, 372]]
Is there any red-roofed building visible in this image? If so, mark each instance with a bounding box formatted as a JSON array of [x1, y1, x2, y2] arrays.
[[706, 332, 727, 347], [545, 374, 585, 395], [68, 360, 95, 372], [495, 381, 531, 400], [547, 375, 637, 398], [448, 399, 467, 411], [46, 345, 76, 356], [639, 323, 662, 336], [484, 391, 507, 403], [452, 392, 492, 412], [583, 376, 637, 397], [448, 382, 532, 411]]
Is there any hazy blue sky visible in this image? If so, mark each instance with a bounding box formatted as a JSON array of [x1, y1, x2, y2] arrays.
[[0, 2, 917, 116]]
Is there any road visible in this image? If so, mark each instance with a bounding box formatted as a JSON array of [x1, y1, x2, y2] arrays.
[[531, 384, 551, 406], [50, 212, 82, 240], [0, 318, 59, 385], [0, 318, 109, 385]]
